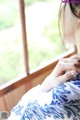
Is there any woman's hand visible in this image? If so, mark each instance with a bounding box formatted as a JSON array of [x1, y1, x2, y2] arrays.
[[41, 54, 80, 92]]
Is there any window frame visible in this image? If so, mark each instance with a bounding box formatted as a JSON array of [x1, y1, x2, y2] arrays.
[[0, 0, 77, 97]]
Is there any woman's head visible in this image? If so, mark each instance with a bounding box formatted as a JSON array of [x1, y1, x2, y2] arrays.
[[59, 1, 80, 52]]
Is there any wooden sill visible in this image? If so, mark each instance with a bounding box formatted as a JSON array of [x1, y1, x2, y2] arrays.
[[0, 46, 77, 97]]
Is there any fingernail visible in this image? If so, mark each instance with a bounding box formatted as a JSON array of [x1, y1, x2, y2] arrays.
[[71, 70, 76, 75]]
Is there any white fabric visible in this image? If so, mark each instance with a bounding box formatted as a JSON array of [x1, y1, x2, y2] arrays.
[[8, 80, 80, 120]]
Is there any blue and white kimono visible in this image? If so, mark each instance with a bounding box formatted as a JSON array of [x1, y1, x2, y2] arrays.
[[8, 75, 80, 120]]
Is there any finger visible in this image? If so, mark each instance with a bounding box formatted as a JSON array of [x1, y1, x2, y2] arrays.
[[53, 70, 77, 88], [58, 60, 80, 74], [59, 57, 80, 64], [75, 64, 80, 71], [59, 70, 77, 83], [70, 54, 80, 59], [51, 57, 80, 79]]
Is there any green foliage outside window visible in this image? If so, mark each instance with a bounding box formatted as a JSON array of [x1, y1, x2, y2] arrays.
[[0, 0, 66, 85]]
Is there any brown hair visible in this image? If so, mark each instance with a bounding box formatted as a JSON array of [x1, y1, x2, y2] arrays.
[[58, 2, 80, 42], [69, 3, 80, 18]]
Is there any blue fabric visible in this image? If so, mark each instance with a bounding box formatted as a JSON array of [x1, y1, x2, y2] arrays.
[[10, 79, 80, 120]]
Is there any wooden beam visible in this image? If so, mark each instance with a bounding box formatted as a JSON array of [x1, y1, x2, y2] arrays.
[[0, 47, 76, 97], [19, 0, 29, 74]]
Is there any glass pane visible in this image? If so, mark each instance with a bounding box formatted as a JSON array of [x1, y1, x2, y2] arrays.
[[0, 0, 25, 85], [25, 0, 66, 70]]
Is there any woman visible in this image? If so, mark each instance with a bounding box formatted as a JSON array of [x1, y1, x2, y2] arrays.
[[8, 1, 80, 120]]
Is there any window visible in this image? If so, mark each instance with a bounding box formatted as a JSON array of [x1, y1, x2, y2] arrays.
[[0, 0, 66, 86], [25, 0, 66, 70], [0, 0, 26, 85]]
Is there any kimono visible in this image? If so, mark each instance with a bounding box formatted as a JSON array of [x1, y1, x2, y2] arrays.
[[8, 74, 80, 120]]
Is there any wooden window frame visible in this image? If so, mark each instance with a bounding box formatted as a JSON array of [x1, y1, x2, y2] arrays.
[[19, 0, 29, 75], [0, 0, 77, 97]]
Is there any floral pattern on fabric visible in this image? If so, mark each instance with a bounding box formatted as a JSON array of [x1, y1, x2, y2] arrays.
[[11, 80, 80, 120]]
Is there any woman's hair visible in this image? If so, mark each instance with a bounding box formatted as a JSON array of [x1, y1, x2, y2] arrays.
[[69, 3, 80, 18], [59, 1, 80, 19], [58, 1, 80, 40]]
